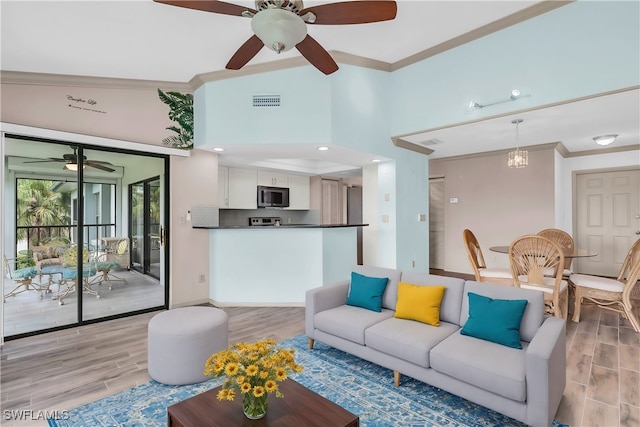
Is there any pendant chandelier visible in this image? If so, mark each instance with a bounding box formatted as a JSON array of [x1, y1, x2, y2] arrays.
[[508, 119, 528, 168]]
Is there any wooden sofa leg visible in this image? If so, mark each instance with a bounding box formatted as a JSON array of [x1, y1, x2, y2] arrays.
[[308, 337, 315, 349], [394, 371, 400, 387]]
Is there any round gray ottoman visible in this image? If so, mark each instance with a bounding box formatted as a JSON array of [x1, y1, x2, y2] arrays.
[[147, 306, 228, 385]]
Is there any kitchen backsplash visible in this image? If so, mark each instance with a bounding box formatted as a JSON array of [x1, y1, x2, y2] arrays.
[[219, 209, 321, 226]]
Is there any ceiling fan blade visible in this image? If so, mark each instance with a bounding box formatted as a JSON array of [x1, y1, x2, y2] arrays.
[[23, 158, 66, 164], [295, 35, 339, 75], [153, 0, 255, 17], [301, 1, 397, 25], [85, 162, 115, 172], [226, 35, 264, 70]]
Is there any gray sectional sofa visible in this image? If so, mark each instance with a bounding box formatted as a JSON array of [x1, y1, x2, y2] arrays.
[[305, 265, 566, 427]]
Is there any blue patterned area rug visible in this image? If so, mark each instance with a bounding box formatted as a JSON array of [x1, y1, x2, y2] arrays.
[[49, 334, 568, 427]]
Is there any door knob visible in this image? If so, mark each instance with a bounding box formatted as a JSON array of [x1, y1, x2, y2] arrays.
[[636, 231, 640, 235]]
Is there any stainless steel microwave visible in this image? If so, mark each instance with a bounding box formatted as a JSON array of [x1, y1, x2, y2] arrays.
[[257, 185, 289, 208]]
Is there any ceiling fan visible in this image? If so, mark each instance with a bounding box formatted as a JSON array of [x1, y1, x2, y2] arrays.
[[24, 147, 116, 172], [154, 0, 397, 75]]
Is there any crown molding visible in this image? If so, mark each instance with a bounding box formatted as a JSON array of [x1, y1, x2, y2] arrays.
[[0, 70, 191, 92], [392, 0, 574, 71], [429, 142, 560, 163], [562, 144, 640, 158], [190, 51, 391, 87], [391, 137, 434, 156], [0, 1, 574, 90]]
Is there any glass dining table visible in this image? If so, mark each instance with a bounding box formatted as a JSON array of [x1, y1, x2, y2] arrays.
[[489, 246, 598, 258]]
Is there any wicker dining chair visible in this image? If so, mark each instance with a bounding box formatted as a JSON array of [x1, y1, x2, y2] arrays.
[[509, 235, 568, 318], [463, 229, 513, 286], [570, 238, 640, 332], [537, 228, 575, 277]]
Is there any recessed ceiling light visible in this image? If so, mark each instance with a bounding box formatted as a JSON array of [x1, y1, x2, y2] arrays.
[[371, 159, 381, 163], [317, 146, 329, 151], [213, 147, 225, 152], [592, 134, 618, 146]]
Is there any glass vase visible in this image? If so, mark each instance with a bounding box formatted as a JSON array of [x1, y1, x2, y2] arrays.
[[242, 392, 268, 420]]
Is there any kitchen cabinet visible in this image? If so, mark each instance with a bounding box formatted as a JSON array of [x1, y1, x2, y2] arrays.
[[286, 174, 310, 210], [228, 168, 257, 209], [257, 170, 288, 187], [218, 166, 229, 208], [219, 167, 310, 210]]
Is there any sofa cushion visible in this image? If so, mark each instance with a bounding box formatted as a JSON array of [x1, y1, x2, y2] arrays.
[[394, 282, 445, 326], [460, 281, 544, 343], [399, 272, 466, 325], [346, 272, 389, 312], [314, 305, 394, 345], [353, 265, 402, 311], [365, 318, 459, 368], [431, 332, 528, 402], [460, 292, 528, 349]]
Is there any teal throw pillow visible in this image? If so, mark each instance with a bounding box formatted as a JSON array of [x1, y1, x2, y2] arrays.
[[460, 292, 528, 349], [346, 272, 389, 312]]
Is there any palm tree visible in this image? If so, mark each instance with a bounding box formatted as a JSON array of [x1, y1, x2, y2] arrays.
[[158, 89, 193, 149], [16, 179, 71, 246]]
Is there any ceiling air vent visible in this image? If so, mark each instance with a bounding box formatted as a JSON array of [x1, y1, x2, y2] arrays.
[[419, 138, 444, 147], [253, 95, 281, 107]]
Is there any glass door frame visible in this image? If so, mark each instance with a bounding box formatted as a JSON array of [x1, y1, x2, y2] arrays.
[[2, 135, 170, 340], [129, 177, 162, 280]]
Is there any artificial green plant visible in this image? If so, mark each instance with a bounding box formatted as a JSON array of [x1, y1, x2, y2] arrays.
[[157, 89, 194, 149]]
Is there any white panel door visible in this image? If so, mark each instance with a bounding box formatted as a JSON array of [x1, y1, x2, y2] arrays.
[[575, 169, 640, 276]]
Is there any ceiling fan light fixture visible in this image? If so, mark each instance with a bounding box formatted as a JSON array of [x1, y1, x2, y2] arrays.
[[64, 163, 85, 171], [593, 134, 617, 146], [251, 8, 307, 54]]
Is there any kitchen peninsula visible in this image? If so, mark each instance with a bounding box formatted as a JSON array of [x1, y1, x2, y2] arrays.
[[195, 223, 367, 306]]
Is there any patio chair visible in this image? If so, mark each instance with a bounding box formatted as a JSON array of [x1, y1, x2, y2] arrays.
[[570, 238, 640, 332], [93, 238, 128, 290], [3, 255, 41, 302], [54, 245, 100, 305]]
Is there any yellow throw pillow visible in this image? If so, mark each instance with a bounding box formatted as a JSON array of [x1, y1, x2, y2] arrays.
[[394, 282, 446, 326]]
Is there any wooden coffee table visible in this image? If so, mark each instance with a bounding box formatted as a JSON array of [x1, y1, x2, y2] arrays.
[[167, 379, 359, 426]]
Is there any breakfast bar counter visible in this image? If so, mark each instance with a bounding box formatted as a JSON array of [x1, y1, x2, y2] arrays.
[[203, 224, 366, 306]]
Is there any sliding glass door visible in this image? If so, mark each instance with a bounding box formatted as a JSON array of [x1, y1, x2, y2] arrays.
[[3, 137, 169, 339], [130, 177, 162, 279]]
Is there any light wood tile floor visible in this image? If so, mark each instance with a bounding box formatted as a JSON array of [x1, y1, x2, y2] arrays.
[[2, 294, 639, 426]]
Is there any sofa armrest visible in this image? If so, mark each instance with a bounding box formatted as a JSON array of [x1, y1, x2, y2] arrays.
[[305, 281, 349, 338], [525, 316, 566, 427]]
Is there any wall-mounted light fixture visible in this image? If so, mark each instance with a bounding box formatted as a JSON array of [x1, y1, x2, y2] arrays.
[[592, 134, 618, 146], [468, 89, 531, 111]]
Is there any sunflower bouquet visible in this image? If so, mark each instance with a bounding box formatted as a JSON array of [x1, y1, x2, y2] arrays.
[[204, 339, 304, 419]]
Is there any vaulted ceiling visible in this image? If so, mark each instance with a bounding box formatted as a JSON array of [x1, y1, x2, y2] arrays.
[[1, 1, 638, 171]]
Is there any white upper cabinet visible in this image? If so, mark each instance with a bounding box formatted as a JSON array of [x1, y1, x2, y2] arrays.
[[220, 167, 310, 210], [228, 168, 257, 209], [257, 170, 289, 188], [218, 166, 229, 208], [286, 174, 310, 210]]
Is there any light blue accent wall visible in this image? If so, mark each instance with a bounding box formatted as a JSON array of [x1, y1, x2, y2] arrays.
[[195, 0, 635, 273], [195, 66, 332, 146], [390, 0, 640, 136], [329, 65, 429, 270]]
